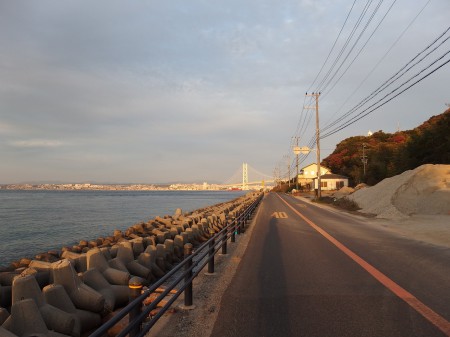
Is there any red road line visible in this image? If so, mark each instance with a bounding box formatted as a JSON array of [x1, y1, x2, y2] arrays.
[[277, 194, 450, 336]]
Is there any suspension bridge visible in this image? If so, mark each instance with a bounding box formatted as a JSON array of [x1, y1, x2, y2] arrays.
[[222, 163, 274, 190]]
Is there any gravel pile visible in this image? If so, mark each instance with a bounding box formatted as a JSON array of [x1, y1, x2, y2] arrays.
[[348, 164, 450, 219]]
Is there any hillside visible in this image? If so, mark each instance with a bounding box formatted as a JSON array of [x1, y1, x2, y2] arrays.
[[322, 108, 450, 185]]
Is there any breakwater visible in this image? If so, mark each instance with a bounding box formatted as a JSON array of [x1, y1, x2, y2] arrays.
[[0, 190, 245, 265], [0, 191, 261, 336]]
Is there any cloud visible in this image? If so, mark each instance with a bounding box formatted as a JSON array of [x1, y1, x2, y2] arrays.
[[0, 0, 449, 184], [9, 139, 65, 148]]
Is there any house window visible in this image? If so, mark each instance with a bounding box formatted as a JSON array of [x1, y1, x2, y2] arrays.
[[321, 181, 327, 188], [337, 181, 344, 189]]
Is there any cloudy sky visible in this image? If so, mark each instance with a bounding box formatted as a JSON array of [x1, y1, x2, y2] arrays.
[[1, 0, 449, 184]]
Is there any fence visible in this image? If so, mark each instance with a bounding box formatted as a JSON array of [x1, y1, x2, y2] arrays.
[[89, 192, 263, 337]]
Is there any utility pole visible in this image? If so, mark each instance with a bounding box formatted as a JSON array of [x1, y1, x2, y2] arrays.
[[292, 136, 300, 191], [306, 92, 321, 199], [284, 155, 291, 187], [361, 144, 368, 180]]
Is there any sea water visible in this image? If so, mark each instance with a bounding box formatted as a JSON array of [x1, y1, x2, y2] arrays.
[[0, 189, 245, 266]]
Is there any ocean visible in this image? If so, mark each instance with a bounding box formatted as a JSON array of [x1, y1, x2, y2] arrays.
[[0, 189, 245, 267]]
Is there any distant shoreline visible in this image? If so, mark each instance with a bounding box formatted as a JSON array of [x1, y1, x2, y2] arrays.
[[0, 183, 249, 191]]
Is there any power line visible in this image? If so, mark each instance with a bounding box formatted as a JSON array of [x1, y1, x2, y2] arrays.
[[306, 0, 358, 93], [321, 0, 398, 98], [314, 0, 375, 92], [321, 50, 450, 138], [319, 0, 387, 94], [321, 0, 432, 127], [321, 25, 450, 134]]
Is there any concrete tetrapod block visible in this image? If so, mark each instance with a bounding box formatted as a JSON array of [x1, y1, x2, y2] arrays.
[[8, 298, 71, 337], [115, 243, 152, 281], [43, 284, 101, 334], [86, 248, 130, 286], [116, 242, 134, 264], [138, 249, 164, 279], [156, 244, 170, 263], [181, 232, 190, 246], [107, 258, 128, 273], [11, 274, 77, 337], [51, 260, 105, 314], [169, 228, 179, 240], [0, 273, 19, 287], [81, 269, 129, 311], [0, 285, 11, 309], [18, 268, 50, 289], [0, 326, 17, 337], [130, 238, 144, 257], [164, 239, 180, 263], [61, 251, 87, 273], [135, 254, 156, 281], [0, 307, 9, 325], [173, 235, 184, 259], [143, 236, 156, 248], [185, 229, 200, 246]]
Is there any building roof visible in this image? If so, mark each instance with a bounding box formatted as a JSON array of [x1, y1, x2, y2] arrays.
[[300, 163, 330, 171], [314, 173, 349, 180]]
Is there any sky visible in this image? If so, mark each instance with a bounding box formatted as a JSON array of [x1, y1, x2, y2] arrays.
[[1, 0, 449, 184]]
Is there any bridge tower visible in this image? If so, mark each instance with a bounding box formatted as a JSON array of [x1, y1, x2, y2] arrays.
[[242, 162, 249, 190]]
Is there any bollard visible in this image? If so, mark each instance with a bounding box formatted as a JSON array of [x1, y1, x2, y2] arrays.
[[207, 230, 215, 274], [128, 277, 143, 337], [183, 243, 194, 307]]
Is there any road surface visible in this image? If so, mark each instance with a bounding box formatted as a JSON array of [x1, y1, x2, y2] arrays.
[[211, 192, 450, 337]]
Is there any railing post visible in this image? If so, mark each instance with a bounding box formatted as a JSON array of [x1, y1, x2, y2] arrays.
[[183, 243, 194, 307], [207, 229, 215, 274], [231, 219, 236, 243], [237, 211, 241, 235], [128, 277, 143, 337], [221, 225, 228, 255]]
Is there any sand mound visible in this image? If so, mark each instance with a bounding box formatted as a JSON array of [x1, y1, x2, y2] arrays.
[[333, 186, 355, 198], [348, 164, 450, 219]]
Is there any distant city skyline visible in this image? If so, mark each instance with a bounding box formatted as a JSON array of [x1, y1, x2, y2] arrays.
[[1, 1, 449, 184]]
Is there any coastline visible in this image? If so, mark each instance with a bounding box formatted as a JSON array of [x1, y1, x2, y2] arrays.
[[0, 183, 258, 192]]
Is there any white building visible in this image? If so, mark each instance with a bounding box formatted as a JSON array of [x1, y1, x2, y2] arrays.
[[313, 173, 349, 191], [297, 164, 349, 191]]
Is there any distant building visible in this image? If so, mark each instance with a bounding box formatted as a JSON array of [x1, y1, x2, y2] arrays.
[[297, 164, 331, 191], [297, 164, 349, 191], [313, 173, 349, 191]]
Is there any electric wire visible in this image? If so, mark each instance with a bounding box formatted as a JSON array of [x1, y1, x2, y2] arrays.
[[319, 0, 386, 94], [306, 0, 358, 93], [315, 0, 374, 92], [321, 25, 450, 133], [321, 0, 432, 127], [321, 0, 398, 99], [321, 50, 450, 138]]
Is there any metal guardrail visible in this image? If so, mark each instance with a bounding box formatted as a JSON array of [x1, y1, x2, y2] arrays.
[[89, 192, 263, 337]]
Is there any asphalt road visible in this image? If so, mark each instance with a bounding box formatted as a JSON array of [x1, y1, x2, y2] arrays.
[[210, 192, 450, 337]]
